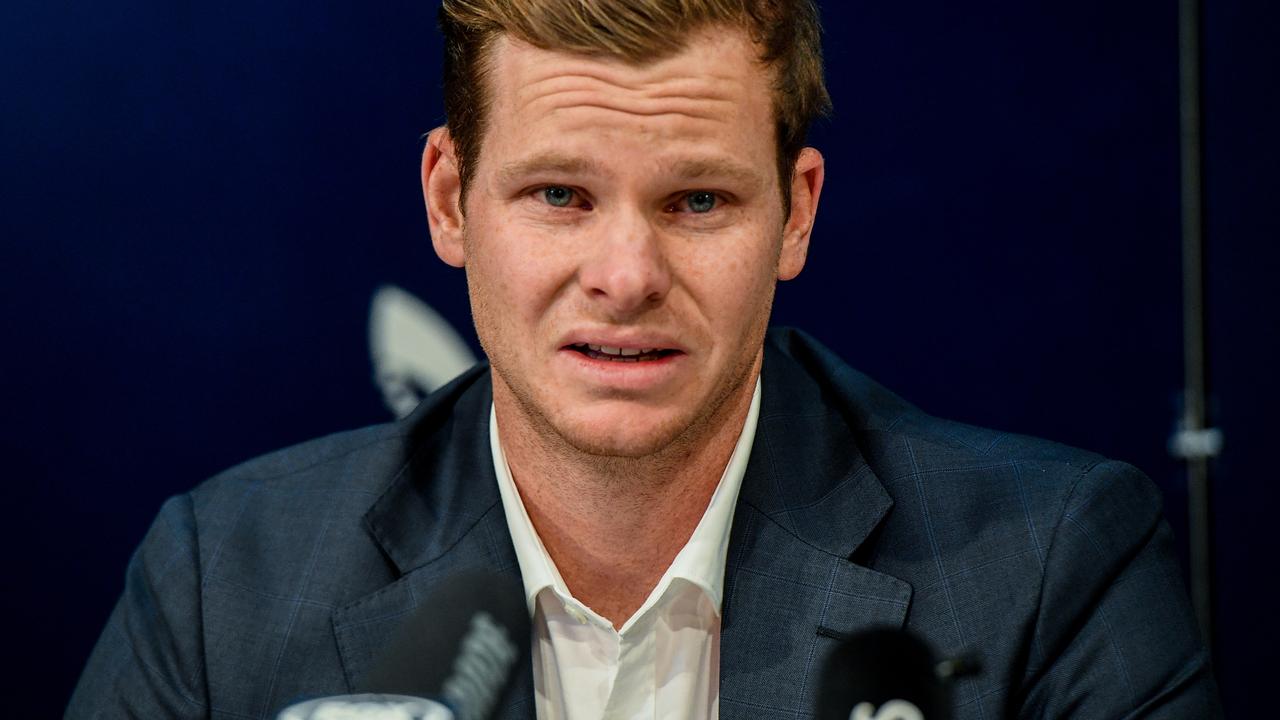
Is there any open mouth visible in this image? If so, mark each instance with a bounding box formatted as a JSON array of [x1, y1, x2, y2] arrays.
[[567, 343, 681, 362]]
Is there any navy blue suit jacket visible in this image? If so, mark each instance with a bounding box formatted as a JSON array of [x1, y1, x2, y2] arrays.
[[69, 328, 1220, 718]]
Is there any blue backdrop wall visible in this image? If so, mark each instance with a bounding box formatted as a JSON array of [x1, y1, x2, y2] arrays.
[[2, 0, 1275, 715]]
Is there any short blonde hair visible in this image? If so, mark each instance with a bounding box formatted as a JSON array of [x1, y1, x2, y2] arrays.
[[438, 0, 831, 210]]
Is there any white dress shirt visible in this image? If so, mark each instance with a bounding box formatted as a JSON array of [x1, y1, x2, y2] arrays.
[[490, 378, 761, 720]]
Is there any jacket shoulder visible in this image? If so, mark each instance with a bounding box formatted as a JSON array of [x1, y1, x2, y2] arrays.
[[181, 365, 491, 597], [765, 326, 1128, 509], [191, 421, 410, 511], [190, 364, 490, 513]]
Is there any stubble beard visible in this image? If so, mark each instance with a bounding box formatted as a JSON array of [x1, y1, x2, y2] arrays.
[[471, 279, 775, 486]]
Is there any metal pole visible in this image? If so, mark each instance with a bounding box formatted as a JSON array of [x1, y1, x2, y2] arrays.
[[1176, 0, 1216, 651]]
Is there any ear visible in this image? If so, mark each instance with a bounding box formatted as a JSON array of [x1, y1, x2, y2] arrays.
[[422, 126, 466, 268], [777, 147, 825, 281]]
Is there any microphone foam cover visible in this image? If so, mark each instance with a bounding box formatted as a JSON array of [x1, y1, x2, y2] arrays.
[[361, 570, 531, 719], [815, 627, 951, 720]]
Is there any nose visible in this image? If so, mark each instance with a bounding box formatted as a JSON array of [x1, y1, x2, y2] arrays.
[[577, 208, 672, 318]]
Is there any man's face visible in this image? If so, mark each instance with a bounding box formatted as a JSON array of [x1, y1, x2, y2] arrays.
[[426, 26, 822, 458]]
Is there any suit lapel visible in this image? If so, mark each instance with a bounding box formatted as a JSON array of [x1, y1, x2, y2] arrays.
[[719, 339, 912, 717], [330, 368, 535, 719], [329, 330, 912, 719]]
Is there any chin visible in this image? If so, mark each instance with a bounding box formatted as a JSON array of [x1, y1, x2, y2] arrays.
[[552, 407, 693, 459]]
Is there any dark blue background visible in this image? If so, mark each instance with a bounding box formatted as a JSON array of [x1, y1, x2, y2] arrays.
[[2, 0, 1275, 715]]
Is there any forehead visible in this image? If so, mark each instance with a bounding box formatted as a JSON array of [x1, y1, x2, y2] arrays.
[[474, 26, 777, 185]]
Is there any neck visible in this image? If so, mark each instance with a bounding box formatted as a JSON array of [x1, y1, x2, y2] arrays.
[[494, 360, 759, 628]]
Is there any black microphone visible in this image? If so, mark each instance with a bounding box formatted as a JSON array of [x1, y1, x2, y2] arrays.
[[277, 570, 531, 720], [816, 627, 976, 720]]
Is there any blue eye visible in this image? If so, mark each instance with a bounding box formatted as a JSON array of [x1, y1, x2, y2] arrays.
[[687, 191, 717, 213], [543, 186, 573, 207]]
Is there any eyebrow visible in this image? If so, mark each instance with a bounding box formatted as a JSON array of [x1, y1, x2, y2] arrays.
[[665, 158, 765, 190], [496, 153, 612, 186], [495, 152, 765, 190]]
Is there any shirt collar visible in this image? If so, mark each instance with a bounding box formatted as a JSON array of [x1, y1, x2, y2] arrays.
[[490, 376, 762, 619]]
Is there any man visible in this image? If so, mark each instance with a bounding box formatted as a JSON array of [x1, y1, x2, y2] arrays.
[[69, 0, 1220, 718]]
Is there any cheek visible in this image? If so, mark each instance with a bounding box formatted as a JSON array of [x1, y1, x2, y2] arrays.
[[675, 233, 779, 314], [466, 218, 572, 326]]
